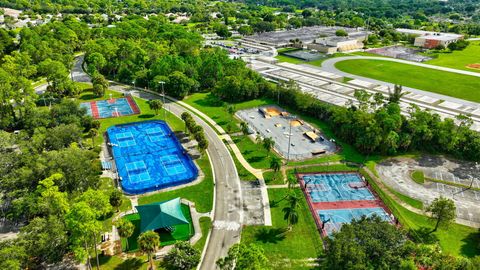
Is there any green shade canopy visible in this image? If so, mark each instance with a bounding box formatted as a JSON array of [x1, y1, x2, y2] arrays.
[[135, 198, 189, 232]]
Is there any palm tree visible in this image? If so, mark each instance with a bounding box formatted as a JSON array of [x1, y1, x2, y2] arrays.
[[269, 156, 282, 181], [263, 137, 275, 156], [287, 174, 298, 190], [255, 134, 263, 144], [388, 84, 405, 103], [240, 121, 249, 135], [148, 99, 163, 115], [283, 192, 299, 230], [88, 128, 98, 147], [138, 231, 160, 270], [114, 219, 135, 252]]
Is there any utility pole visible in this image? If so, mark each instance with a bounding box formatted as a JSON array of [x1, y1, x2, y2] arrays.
[[160, 81, 166, 121], [286, 116, 294, 163]]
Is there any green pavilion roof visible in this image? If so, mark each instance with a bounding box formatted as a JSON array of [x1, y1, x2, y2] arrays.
[[135, 198, 189, 232]]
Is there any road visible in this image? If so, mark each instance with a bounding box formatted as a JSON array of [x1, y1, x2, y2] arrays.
[[70, 57, 243, 269]]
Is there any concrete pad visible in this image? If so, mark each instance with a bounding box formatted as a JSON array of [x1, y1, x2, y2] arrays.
[[439, 101, 463, 110], [348, 79, 377, 89]]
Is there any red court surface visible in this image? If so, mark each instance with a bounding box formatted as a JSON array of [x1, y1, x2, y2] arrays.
[[297, 171, 395, 238], [90, 101, 100, 118], [126, 95, 140, 114]]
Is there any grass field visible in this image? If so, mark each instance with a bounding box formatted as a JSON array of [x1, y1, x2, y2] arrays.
[[138, 154, 213, 213], [335, 59, 480, 102], [193, 217, 212, 251], [426, 41, 480, 73], [241, 188, 323, 270], [231, 135, 280, 169]]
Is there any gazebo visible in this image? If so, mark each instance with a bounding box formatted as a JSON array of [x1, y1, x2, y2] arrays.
[[135, 198, 189, 233]]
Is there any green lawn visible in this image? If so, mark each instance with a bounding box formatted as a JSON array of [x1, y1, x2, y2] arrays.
[[122, 204, 194, 252], [232, 135, 280, 169], [263, 171, 284, 185], [94, 255, 149, 270], [275, 54, 307, 64], [426, 41, 480, 73], [241, 188, 323, 270], [183, 92, 273, 133], [138, 154, 213, 213], [98, 177, 132, 231], [334, 59, 480, 103], [361, 169, 479, 257], [411, 170, 425, 184], [193, 216, 212, 251]]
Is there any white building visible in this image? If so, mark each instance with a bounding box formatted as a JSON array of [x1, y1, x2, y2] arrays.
[[396, 28, 463, 49]]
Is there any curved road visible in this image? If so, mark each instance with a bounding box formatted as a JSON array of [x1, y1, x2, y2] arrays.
[[68, 57, 243, 269]]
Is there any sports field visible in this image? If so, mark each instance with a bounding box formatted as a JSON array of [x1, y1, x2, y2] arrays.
[[426, 41, 480, 73], [335, 59, 480, 102]]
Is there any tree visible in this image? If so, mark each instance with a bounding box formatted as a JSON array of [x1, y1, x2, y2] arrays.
[[282, 192, 299, 230], [425, 196, 456, 233], [66, 201, 102, 270], [148, 99, 163, 115], [88, 128, 98, 147], [216, 243, 269, 270], [388, 85, 405, 103], [114, 219, 135, 251], [166, 71, 198, 99], [262, 137, 275, 156], [287, 174, 297, 190], [0, 240, 27, 270], [138, 231, 160, 270], [238, 25, 253, 36], [91, 73, 109, 97], [20, 216, 69, 266], [269, 156, 282, 181], [326, 215, 408, 269], [163, 241, 200, 270], [335, 29, 348, 37], [214, 23, 232, 38], [109, 189, 123, 212], [240, 121, 249, 135]]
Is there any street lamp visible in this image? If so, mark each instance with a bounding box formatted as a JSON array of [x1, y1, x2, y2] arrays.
[[286, 115, 296, 163], [159, 81, 166, 121]]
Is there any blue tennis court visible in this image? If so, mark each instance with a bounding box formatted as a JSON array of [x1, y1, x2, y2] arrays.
[[80, 96, 140, 119], [318, 208, 392, 236], [107, 120, 198, 194], [302, 173, 375, 202]]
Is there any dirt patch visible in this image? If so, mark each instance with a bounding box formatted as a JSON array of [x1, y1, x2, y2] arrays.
[[264, 107, 282, 117], [466, 63, 480, 70]]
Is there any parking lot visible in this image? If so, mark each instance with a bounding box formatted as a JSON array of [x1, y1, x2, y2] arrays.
[[236, 106, 336, 160]]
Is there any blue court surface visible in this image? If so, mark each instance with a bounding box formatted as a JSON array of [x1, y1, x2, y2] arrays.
[[81, 97, 138, 119], [302, 173, 375, 202], [107, 120, 198, 194], [318, 208, 392, 236]]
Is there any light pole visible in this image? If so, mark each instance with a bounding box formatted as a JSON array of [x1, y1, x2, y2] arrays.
[[286, 115, 295, 164], [159, 81, 166, 121]]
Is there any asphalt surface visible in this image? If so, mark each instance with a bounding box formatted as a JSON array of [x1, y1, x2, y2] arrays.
[[70, 57, 243, 269]]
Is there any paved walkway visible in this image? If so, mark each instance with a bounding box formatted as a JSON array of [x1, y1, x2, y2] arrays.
[[69, 57, 243, 268]]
